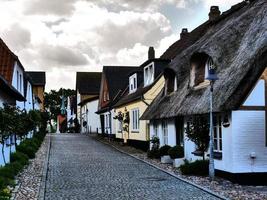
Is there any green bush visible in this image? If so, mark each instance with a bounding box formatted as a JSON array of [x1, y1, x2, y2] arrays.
[[180, 160, 209, 176], [16, 143, 36, 159], [10, 152, 29, 166], [159, 145, 171, 156], [168, 145, 184, 159], [147, 149, 160, 159], [0, 162, 23, 179]]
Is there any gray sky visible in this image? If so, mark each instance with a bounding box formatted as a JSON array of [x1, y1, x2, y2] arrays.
[[0, 0, 241, 91]]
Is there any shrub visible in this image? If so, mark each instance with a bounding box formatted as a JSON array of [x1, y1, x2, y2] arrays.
[[10, 152, 29, 166], [147, 149, 160, 159], [0, 162, 23, 179], [168, 146, 184, 159], [159, 145, 171, 156], [16, 143, 36, 159], [180, 160, 209, 176]]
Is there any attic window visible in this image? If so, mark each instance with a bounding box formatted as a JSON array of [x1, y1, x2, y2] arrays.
[[164, 68, 177, 95], [129, 73, 137, 93], [144, 63, 154, 86], [190, 53, 212, 89]]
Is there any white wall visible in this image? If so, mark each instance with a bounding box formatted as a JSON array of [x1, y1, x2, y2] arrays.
[[12, 62, 25, 110], [81, 99, 101, 134], [243, 79, 265, 106], [24, 81, 33, 112], [231, 110, 267, 173]]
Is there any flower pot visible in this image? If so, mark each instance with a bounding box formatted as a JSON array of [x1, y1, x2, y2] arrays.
[[173, 158, 184, 168], [160, 155, 173, 164]]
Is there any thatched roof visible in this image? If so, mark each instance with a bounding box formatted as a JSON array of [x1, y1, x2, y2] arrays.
[[141, 0, 267, 120], [76, 72, 102, 95]]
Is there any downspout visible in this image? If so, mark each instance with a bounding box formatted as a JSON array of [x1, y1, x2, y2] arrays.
[[108, 106, 112, 141]]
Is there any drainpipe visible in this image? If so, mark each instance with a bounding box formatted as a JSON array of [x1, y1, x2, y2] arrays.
[[108, 107, 112, 142]]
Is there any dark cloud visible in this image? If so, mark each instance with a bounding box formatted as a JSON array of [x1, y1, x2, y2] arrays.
[[1, 24, 31, 51], [39, 45, 89, 66], [24, 0, 76, 16], [43, 18, 69, 28], [95, 17, 171, 52]]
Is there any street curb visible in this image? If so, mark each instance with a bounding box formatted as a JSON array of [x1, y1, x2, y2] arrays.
[[38, 135, 51, 200], [94, 137, 228, 200]]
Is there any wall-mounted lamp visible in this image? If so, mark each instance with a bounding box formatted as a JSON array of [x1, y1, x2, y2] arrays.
[[222, 114, 230, 128]]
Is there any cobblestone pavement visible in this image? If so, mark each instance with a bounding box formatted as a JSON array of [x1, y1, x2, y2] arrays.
[[44, 134, 221, 200]]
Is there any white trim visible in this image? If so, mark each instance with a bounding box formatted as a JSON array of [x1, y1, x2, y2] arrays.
[[144, 63, 154, 87], [129, 73, 137, 94], [131, 108, 140, 132]]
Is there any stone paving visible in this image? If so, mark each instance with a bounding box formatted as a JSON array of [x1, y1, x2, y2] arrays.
[[44, 134, 221, 200]]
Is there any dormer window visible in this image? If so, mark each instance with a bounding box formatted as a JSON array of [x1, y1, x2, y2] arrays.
[[144, 63, 154, 86], [129, 73, 137, 93], [164, 68, 177, 95], [190, 53, 211, 89]]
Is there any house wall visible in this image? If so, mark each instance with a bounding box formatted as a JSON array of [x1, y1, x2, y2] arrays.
[[12, 62, 24, 110], [102, 110, 115, 135], [80, 99, 101, 134], [24, 81, 33, 112], [115, 76, 165, 142], [32, 86, 45, 111]]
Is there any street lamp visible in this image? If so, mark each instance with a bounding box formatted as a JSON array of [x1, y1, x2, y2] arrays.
[[205, 57, 218, 181]]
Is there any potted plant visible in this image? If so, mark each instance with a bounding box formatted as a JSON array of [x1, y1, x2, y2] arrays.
[[159, 145, 172, 164], [168, 145, 184, 167]]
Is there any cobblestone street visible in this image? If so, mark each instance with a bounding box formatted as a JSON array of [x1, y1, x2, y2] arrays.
[[44, 134, 221, 200]]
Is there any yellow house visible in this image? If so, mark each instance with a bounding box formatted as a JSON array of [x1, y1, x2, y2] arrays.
[[113, 49, 170, 151]]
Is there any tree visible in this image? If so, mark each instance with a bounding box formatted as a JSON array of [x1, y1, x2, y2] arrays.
[[185, 115, 210, 160], [44, 88, 75, 130]]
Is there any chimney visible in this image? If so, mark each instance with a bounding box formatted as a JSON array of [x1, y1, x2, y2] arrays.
[[209, 6, 221, 21], [148, 46, 155, 60], [180, 28, 189, 39]]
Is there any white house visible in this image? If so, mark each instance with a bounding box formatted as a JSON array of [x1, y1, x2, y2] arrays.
[[76, 72, 102, 133], [141, 1, 267, 184]]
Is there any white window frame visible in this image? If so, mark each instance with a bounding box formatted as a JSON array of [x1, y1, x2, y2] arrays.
[[153, 121, 158, 137], [129, 73, 137, 93], [144, 63, 154, 87], [131, 108, 139, 132], [174, 76, 178, 91], [214, 115, 222, 152], [162, 120, 168, 145]]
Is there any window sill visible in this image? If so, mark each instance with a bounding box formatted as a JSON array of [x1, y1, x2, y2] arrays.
[[207, 152, 223, 160], [131, 130, 140, 133]]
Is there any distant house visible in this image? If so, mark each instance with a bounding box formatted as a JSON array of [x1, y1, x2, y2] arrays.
[[113, 47, 169, 150], [96, 66, 138, 137], [27, 72, 46, 111], [76, 72, 102, 133], [141, 0, 267, 184]]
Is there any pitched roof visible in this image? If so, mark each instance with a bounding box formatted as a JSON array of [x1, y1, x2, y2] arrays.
[[141, 0, 267, 120], [0, 75, 25, 102], [103, 66, 138, 100], [0, 38, 19, 84], [27, 71, 46, 86], [76, 72, 102, 95], [113, 59, 170, 108]]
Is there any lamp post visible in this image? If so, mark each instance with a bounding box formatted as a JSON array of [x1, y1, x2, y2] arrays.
[[205, 58, 218, 181]]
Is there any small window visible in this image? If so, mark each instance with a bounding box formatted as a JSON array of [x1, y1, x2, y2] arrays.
[[131, 108, 139, 132], [16, 71, 19, 90], [164, 68, 177, 95], [129, 73, 137, 93], [190, 53, 211, 89], [214, 115, 222, 152], [19, 74, 22, 92], [153, 121, 158, 136], [162, 120, 168, 145], [144, 63, 154, 86]]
